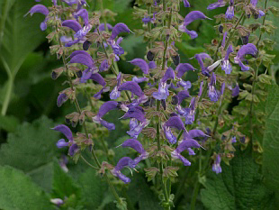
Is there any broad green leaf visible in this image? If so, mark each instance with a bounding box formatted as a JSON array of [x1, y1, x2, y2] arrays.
[[0, 166, 54, 210], [263, 85, 279, 195], [128, 174, 163, 210], [0, 116, 61, 172], [78, 168, 109, 209], [201, 149, 274, 210], [52, 160, 81, 199], [0, 0, 45, 76]]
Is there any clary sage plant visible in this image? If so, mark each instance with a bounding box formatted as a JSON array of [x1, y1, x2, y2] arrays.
[[26, 0, 278, 209]]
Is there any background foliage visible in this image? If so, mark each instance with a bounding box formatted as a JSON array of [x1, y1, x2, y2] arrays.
[[0, 0, 278, 209]]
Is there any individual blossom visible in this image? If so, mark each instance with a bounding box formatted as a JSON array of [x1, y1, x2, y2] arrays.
[[163, 116, 186, 144], [212, 154, 222, 174], [171, 138, 202, 166], [50, 198, 64, 206], [96, 23, 114, 32], [194, 53, 213, 76], [225, 0, 234, 20], [118, 81, 147, 103], [127, 120, 149, 139], [132, 76, 149, 83], [111, 157, 136, 183], [62, 9, 92, 47], [207, 0, 226, 10], [177, 97, 196, 125], [234, 43, 257, 71], [99, 59, 109, 72], [175, 63, 195, 89], [208, 72, 219, 102], [110, 23, 131, 40], [121, 139, 149, 164], [26, 4, 49, 31], [153, 67, 175, 100], [52, 125, 79, 156], [129, 58, 149, 75], [221, 45, 234, 74], [90, 73, 109, 99], [183, 0, 190, 7], [179, 11, 211, 39], [230, 84, 239, 97], [110, 73, 122, 99], [69, 50, 97, 83], [57, 92, 68, 107], [231, 136, 237, 143], [250, 0, 265, 19], [93, 101, 118, 130], [172, 90, 190, 106]]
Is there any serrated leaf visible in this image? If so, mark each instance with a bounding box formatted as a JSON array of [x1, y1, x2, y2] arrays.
[[0, 116, 60, 172], [78, 168, 108, 209], [0, 166, 54, 210], [201, 149, 274, 210]]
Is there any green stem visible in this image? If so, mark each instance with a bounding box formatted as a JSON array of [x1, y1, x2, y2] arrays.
[[80, 155, 99, 170], [190, 150, 202, 210], [156, 100, 169, 209], [256, 0, 268, 47], [1, 75, 14, 116], [193, 80, 208, 125], [148, 5, 153, 49], [212, 96, 224, 137], [224, 11, 245, 50], [161, 9, 172, 70]]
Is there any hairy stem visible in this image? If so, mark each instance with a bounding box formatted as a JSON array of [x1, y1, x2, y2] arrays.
[[1, 75, 13, 116], [156, 100, 170, 209]]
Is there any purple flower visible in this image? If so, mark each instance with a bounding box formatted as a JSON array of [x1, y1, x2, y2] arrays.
[[186, 129, 209, 139], [110, 73, 122, 99], [90, 73, 109, 99], [179, 11, 211, 39], [97, 23, 113, 32], [208, 73, 219, 102], [194, 53, 212, 76], [132, 76, 149, 83], [222, 31, 227, 48], [163, 116, 186, 144], [225, 0, 234, 20], [111, 157, 135, 183], [251, 0, 265, 19], [129, 58, 149, 74], [212, 155, 222, 174], [52, 125, 79, 156], [142, 16, 152, 24], [93, 101, 118, 130], [127, 120, 149, 138], [234, 43, 257, 71], [231, 84, 239, 97], [110, 23, 131, 40], [110, 37, 125, 56], [57, 93, 68, 107], [74, 9, 89, 25], [171, 139, 202, 166], [120, 106, 146, 123], [176, 90, 190, 105], [177, 97, 196, 125], [176, 63, 195, 78], [99, 59, 109, 72], [221, 45, 234, 74], [231, 136, 237, 143], [62, 15, 92, 47], [26, 4, 49, 31], [183, 0, 190, 7], [220, 82, 226, 96], [149, 61, 157, 69], [121, 139, 149, 164], [207, 0, 226, 10], [153, 68, 175, 100], [119, 81, 144, 97]]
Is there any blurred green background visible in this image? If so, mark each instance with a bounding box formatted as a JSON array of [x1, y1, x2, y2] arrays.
[[0, 0, 279, 210]]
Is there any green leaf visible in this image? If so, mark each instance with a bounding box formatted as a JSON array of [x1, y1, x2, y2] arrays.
[[0, 0, 45, 76], [263, 85, 279, 196], [52, 160, 81, 199], [128, 174, 163, 210], [78, 168, 108, 209], [0, 116, 61, 172], [0, 114, 19, 132], [201, 149, 274, 210], [0, 166, 54, 210]]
